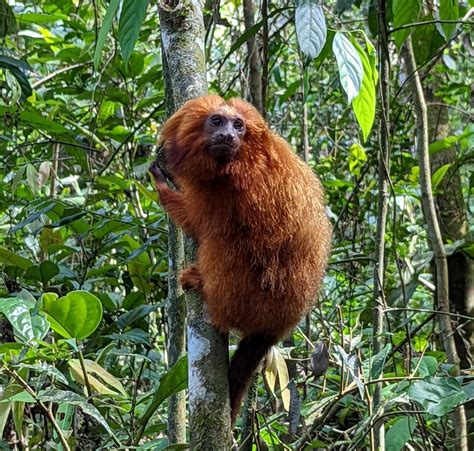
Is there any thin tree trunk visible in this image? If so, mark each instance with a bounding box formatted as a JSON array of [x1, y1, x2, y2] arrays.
[[159, 2, 231, 448], [403, 36, 468, 451], [243, 0, 262, 113], [426, 88, 474, 450], [372, 1, 390, 449], [240, 4, 262, 445], [166, 221, 186, 443]]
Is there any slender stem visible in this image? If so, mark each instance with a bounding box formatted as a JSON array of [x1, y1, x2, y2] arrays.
[[77, 341, 92, 399], [1, 364, 71, 451]]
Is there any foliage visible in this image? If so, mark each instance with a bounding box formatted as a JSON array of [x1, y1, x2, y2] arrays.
[[0, 0, 472, 449]]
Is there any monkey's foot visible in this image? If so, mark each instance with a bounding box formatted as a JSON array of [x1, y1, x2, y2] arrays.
[[180, 266, 203, 292]]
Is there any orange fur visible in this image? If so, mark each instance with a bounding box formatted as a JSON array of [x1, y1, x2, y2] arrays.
[[154, 95, 332, 421]]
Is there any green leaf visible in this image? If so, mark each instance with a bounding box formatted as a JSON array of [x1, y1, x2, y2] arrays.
[[118, 0, 149, 65], [386, 417, 417, 451], [432, 163, 451, 190], [19, 111, 70, 134], [370, 344, 391, 380], [332, 32, 363, 103], [350, 35, 377, 142], [392, 0, 421, 49], [437, 0, 459, 40], [38, 389, 118, 441], [41, 291, 103, 340], [19, 363, 68, 385], [429, 127, 474, 154], [407, 377, 466, 416], [0, 248, 33, 270], [295, 1, 327, 60], [413, 356, 439, 377], [24, 261, 59, 285], [138, 356, 188, 425], [0, 297, 34, 341], [93, 0, 120, 71]]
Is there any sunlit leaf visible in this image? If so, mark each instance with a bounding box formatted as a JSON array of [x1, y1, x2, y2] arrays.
[[295, 1, 327, 60], [41, 291, 103, 340], [332, 32, 363, 103]]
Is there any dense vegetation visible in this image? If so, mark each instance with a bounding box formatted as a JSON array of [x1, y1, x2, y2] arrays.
[[0, 0, 472, 449]]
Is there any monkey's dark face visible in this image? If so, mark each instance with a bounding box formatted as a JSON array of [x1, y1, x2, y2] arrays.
[[204, 112, 246, 164]]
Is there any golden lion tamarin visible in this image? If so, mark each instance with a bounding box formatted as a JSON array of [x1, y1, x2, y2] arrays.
[[150, 95, 331, 423]]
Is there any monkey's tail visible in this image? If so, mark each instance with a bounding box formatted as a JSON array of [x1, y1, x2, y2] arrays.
[[229, 333, 278, 424]]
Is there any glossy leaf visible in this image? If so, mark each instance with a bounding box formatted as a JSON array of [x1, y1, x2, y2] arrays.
[[41, 291, 103, 340], [0, 297, 35, 342], [350, 35, 377, 142], [295, 1, 327, 59], [332, 32, 363, 103]]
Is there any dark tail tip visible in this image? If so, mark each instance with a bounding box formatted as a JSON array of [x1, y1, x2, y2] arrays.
[[229, 333, 277, 424]]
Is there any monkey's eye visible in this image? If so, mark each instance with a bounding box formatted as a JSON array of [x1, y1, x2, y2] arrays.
[[211, 116, 223, 127], [234, 119, 244, 130]]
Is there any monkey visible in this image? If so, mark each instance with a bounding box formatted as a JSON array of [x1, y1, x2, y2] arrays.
[[150, 95, 332, 423]]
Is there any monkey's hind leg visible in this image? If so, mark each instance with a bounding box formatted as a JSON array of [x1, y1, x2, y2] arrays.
[[180, 265, 203, 292]]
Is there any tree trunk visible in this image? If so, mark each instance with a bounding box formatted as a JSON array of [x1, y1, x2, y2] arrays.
[[159, 2, 231, 448], [426, 88, 474, 450], [243, 0, 262, 113], [372, 1, 390, 448], [403, 37, 468, 451], [426, 89, 474, 370]]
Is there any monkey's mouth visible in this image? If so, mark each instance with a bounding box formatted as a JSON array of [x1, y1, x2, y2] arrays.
[[208, 143, 239, 163]]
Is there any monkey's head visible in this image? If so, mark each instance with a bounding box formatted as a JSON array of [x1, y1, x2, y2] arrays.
[[159, 95, 273, 184]]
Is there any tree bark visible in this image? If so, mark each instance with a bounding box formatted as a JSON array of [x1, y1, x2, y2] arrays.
[[159, 1, 231, 448], [372, 1, 390, 449], [426, 90, 474, 370], [403, 36, 468, 451], [243, 0, 262, 113], [426, 88, 474, 450]]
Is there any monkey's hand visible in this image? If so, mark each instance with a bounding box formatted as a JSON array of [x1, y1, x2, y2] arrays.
[[149, 160, 167, 187], [150, 163, 196, 237]]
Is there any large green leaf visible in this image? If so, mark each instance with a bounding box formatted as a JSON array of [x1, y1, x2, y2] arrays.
[[19, 111, 70, 134], [24, 261, 59, 285], [332, 32, 363, 104], [118, 0, 149, 65], [295, 0, 327, 60], [392, 0, 421, 49], [407, 377, 466, 416], [350, 35, 377, 142], [437, 0, 459, 40], [93, 0, 120, 70], [386, 417, 416, 451], [0, 248, 33, 270], [41, 291, 103, 340]]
